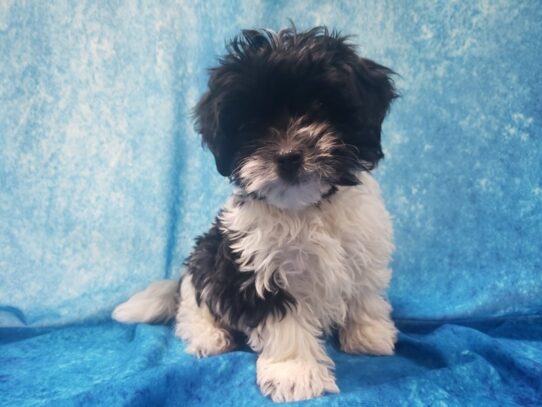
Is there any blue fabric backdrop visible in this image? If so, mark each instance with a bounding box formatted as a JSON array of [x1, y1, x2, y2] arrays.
[[1, 1, 541, 406]]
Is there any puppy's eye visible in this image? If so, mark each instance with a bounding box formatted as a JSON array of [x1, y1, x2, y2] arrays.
[[238, 119, 260, 133]]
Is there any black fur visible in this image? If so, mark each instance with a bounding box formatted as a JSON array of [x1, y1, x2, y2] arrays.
[[185, 217, 296, 330], [194, 26, 398, 178]]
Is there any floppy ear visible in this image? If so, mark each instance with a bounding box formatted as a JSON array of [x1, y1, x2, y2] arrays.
[[194, 85, 239, 177], [355, 58, 397, 124], [194, 30, 275, 177], [349, 57, 398, 168]]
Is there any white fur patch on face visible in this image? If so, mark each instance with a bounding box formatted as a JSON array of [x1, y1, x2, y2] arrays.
[[239, 156, 333, 210], [236, 119, 340, 210], [261, 178, 332, 210]]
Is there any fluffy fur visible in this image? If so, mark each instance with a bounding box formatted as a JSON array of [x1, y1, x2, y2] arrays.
[[113, 26, 398, 402]]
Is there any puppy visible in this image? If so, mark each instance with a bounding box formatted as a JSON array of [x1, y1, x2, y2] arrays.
[[113, 26, 398, 402]]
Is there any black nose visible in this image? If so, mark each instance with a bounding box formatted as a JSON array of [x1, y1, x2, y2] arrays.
[[277, 150, 303, 167], [276, 150, 303, 181]]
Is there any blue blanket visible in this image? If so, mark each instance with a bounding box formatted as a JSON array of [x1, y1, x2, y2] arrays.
[[1, 1, 541, 406], [1, 318, 541, 406]]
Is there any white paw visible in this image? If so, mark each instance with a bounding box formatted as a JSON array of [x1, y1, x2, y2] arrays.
[[257, 358, 339, 402], [179, 325, 234, 358], [340, 318, 397, 355]]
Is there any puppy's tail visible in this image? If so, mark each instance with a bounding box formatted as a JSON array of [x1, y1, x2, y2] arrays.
[[112, 280, 178, 324]]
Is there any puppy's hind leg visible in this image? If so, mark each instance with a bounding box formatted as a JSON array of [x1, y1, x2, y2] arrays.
[[175, 274, 234, 357], [339, 286, 397, 356]]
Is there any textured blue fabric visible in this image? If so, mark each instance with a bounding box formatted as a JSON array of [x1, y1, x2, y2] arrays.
[[1, 1, 541, 406], [2, 319, 542, 406]]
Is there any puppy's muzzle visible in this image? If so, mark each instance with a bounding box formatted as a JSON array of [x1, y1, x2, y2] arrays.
[[276, 150, 304, 183]]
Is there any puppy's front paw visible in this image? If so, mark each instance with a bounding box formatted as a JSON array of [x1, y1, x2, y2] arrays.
[[340, 318, 397, 356], [257, 357, 339, 402]]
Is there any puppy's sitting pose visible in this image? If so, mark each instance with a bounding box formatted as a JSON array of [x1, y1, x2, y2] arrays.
[[113, 27, 398, 402]]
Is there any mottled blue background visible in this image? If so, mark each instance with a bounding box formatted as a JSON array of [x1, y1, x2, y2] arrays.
[[1, 1, 541, 406]]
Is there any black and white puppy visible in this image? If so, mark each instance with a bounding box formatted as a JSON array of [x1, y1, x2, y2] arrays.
[[113, 26, 398, 402]]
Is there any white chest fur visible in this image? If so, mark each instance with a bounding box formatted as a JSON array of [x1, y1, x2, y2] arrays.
[[219, 172, 394, 331]]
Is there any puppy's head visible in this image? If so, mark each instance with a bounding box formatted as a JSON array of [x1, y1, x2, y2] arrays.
[[195, 26, 397, 210]]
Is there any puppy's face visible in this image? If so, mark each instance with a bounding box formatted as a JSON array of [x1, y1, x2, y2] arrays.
[[195, 27, 397, 210]]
